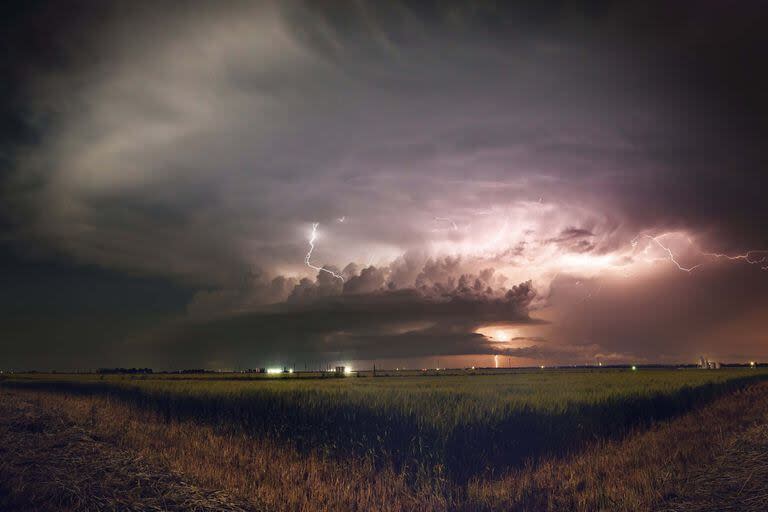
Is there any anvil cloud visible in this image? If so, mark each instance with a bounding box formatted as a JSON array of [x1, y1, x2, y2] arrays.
[[1, 1, 767, 369]]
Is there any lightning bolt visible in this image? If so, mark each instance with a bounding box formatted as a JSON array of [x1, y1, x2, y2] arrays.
[[632, 233, 768, 272], [632, 234, 704, 272], [306, 222, 344, 281], [702, 250, 768, 270]]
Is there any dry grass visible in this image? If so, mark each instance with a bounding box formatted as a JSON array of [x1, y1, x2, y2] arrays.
[[7, 369, 765, 482], [467, 382, 768, 511], [0, 391, 259, 511], [657, 404, 768, 512], [2, 380, 768, 511], [1, 389, 448, 512]]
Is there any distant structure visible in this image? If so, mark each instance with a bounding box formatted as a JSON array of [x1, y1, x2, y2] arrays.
[[335, 366, 346, 376], [96, 367, 153, 374], [698, 356, 720, 369]]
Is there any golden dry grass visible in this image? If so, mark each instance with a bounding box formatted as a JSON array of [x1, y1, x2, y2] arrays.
[[1, 389, 447, 512], [8, 369, 765, 482], [467, 382, 768, 511], [2, 379, 767, 511], [0, 391, 259, 511]]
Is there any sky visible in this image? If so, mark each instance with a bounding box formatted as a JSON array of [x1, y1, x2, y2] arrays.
[[1, 0, 767, 370]]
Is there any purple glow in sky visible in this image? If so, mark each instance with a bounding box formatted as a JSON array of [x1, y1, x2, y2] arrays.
[[2, 1, 768, 369]]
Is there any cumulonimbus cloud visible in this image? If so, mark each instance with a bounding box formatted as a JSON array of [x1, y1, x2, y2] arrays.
[[4, 1, 768, 368]]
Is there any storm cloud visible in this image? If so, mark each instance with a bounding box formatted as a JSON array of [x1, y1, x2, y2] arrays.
[[1, 1, 767, 368]]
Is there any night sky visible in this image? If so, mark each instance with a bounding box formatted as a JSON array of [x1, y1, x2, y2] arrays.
[[2, 1, 767, 370]]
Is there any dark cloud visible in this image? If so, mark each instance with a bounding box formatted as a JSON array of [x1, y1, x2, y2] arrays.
[[1, 0, 767, 368], [10, 0, 762, 282], [544, 227, 596, 253], [343, 265, 387, 295], [124, 257, 539, 367], [137, 273, 539, 367], [187, 268, 297, 319]]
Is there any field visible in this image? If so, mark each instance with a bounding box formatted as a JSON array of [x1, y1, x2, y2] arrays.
[[2, 368, 768, 511]]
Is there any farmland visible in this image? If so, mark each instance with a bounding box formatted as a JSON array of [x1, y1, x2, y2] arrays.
[[2, 368, 768, 511]]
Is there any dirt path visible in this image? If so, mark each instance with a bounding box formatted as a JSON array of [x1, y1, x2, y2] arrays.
[[0, 391, 263, 512]]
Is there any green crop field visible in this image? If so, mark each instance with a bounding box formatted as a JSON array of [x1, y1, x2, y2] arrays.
[[6, 367, 767, 412], [4, 368, 767, 480]]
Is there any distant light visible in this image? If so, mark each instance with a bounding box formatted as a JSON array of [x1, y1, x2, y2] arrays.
[[471, 366, 475, 370], [631, 365, 637, 371], [288, 368, 294, 374], [344, 367, 352, 375], [540, 365, 545, 369], [266, 368, 281, 374], [750, 361, 756, 367], [493, 330, 511, 342]]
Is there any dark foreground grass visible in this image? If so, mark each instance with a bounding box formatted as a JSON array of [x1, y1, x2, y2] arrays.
[[4, 378, 768, 511], [0, 392, 259, 512], [3, 369, 767, 482]]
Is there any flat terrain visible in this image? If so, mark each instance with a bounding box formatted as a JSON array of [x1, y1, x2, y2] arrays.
[[657, 400, 768, 512], [0, 391, 259, 512], [2, 369, 767, 511]]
